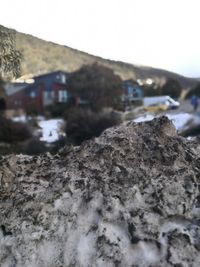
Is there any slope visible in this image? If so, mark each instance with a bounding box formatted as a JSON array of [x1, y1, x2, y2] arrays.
[[12, 28, 198, 88]]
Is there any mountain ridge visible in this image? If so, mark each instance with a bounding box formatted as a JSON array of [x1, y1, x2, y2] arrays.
[[7, 26, 197, 88]]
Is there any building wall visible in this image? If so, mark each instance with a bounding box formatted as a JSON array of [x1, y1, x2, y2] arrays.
[[53, 83, 69, 103], [33, 71, 69, 107], [7, 84, 44, 112], [34, 71, 68, 90], [123, 80, 143, 100], [6, 90, 26, 110]]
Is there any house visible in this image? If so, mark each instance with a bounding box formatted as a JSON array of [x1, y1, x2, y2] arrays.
[[5, 71, 69, 113], [122, 80, 143, 106]]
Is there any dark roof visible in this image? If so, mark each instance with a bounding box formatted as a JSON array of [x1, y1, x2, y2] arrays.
[[33, 70, 69, 80], [123, 79, 139, 85]]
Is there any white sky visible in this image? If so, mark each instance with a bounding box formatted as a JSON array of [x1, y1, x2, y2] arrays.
[[1, 0, 200, 77]]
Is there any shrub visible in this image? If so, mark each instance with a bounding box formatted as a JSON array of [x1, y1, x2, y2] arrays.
[[67, 63, 123, 112], [185, 83, 200, 99], [23, 138, 47, 155], [26, 104, 39, 116], [46, 103, 71, 118], [0, 117, 31, 143], [143, 84, 162, 97], [0, 143, 18, 155], [161, 79, 182, 99], [65, 108, 122, 145]]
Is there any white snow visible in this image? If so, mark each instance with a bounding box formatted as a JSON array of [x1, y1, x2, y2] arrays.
[[11, 115, 28, 123], [11, 116, 64, 143], [38, 119, 64, 143], [134, 113, 194, 131], [11, 115, 46, 123], [134, 114, 155, 123], [166, 113, 193, 130]]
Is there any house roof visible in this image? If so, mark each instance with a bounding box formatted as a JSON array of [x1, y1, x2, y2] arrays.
[[33, 70, 69, 80], [5, 71, 70, 96], [123, 79, 139, 86], [5, 83, 29, 96]]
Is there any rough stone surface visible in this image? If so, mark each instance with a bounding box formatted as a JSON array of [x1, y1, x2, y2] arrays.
[[0, 116, 200, 267]]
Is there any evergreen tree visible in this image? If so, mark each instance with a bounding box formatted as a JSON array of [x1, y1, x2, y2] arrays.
[[0, 25, 22, 112], [0, 25, 22, 78], [161, 79, 182, 99], [67, 63, 123, 111]]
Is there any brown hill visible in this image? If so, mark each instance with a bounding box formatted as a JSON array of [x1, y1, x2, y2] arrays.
[[11, 28, 198, 88]]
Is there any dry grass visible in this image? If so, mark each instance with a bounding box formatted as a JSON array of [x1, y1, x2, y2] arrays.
[[13, 30, 198, 89]]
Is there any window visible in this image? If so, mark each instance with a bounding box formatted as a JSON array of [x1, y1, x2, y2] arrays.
[[58, 90, 68, 103], [30, 91, 36, 98], [61, 74, 66, 83], [128, 86, 133, 97], [14, 100, 21, 106], [44, 91, 53, 100]]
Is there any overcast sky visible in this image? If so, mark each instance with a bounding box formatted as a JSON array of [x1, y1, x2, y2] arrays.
[[1, 0, 200, 77]]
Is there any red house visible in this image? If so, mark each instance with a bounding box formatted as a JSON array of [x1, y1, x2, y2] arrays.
[[5, 71, 69, 113]]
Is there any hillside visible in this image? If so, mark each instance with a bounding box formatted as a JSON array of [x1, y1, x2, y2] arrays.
[[13, 28, 198, 88]]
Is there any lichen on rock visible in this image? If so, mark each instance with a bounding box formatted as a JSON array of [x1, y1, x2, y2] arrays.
[[0, 116, 200, 267]]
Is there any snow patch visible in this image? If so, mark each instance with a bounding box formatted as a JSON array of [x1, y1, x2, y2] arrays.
[[38, 119, 64, 143], [166, 113, 193, 130], [11, 115, 28, 122], [134, 113, 193, 130]]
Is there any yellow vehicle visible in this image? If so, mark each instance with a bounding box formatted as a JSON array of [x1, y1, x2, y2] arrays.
[[144, 103, 168, 112]]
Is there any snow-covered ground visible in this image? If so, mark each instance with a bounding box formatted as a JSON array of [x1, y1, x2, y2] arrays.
[[38, 119, 64, 143], [134, 113, 199, 131], [11, 116, 65, 143], [10, 111, 200, 143], [12, 115, 28, 123], [11, 115, 45, 123]]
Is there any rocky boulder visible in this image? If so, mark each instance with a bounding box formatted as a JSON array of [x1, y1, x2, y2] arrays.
[[0, 116, 200, 267]]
